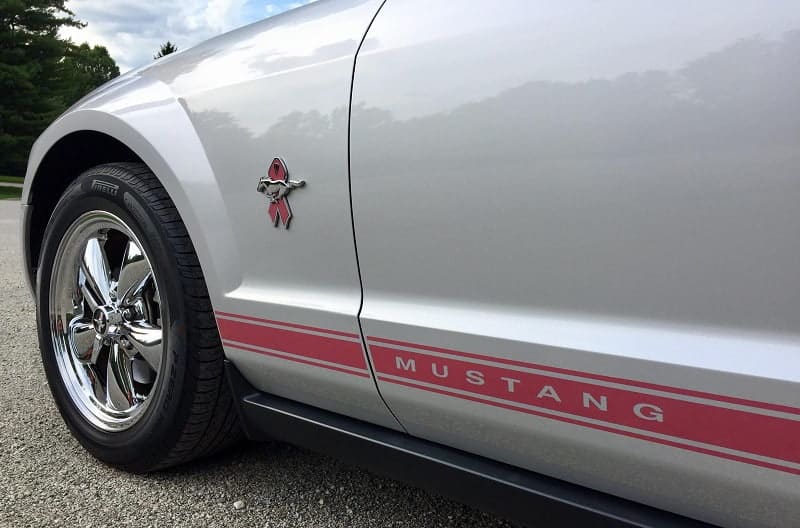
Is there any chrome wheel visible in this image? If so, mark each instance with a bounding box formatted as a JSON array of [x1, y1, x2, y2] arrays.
[[49, 211, 164, 431]]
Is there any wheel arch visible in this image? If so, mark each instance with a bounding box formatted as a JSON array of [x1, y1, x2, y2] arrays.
[[23, 130, 142, 291], [22, 106, 236, 307]]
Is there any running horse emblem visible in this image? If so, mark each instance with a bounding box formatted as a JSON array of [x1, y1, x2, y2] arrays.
[[256, 158, 306, 228]]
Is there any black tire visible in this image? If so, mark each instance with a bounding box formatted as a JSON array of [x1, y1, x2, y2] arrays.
[[36, 162, 241, 472]]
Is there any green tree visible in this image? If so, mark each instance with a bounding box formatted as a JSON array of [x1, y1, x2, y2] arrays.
[[154, 41, 177, 60], [0, 0, 119, 176], [62, 42, 119, 103]]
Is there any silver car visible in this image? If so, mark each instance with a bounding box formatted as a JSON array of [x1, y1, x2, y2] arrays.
[[20, 1, 800, 526]]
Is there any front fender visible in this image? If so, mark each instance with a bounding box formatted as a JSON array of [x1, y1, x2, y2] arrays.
[[23, 74, 237, 305]]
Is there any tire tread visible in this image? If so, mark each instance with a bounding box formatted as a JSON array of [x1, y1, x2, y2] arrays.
[[93, 162, 241, 470]]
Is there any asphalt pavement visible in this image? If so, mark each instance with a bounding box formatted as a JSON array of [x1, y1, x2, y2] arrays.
[[0, 199, 513, 528]]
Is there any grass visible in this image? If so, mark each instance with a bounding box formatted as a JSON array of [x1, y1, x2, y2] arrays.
[[0, 186, 22, 200], [0, 175, 23, 184], [0, 175, 23, 199]]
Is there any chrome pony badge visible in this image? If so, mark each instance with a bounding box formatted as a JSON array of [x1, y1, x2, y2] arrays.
[[256, 158, 306, 228]]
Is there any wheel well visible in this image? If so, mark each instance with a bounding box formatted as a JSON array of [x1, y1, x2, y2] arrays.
[[25, 131, 143, 285]]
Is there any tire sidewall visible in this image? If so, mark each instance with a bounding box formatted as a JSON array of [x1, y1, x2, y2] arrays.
[[37, 166, 191, 470]]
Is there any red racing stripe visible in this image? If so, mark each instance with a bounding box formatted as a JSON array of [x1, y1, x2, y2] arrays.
[[213, 314, 800, 471], [371, 346, 800, 467], [217, 317, 367, 370], [224, 341, 369, 377], [367, 336, 800, 415], [379, 376, 800, 476]]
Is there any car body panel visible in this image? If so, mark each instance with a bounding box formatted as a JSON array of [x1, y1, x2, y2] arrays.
[[23, 0, 400, 429], [350, 1, 800, 526], [23, 78, 235, 302], [22, 0, 800, 525], [153, 0, 397, 428]]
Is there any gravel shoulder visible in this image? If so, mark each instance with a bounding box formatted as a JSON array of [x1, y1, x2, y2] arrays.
[[0, 200, 512, 528]]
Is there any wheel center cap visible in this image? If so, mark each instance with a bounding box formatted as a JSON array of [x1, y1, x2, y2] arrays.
[[92, 306, 122, 336]]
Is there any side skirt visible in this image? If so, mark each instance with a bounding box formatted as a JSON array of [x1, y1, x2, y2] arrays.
[[225, 361, 716, 528]]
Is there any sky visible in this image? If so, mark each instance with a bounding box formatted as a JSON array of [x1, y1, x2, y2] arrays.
[[62, 0, 317, 73]]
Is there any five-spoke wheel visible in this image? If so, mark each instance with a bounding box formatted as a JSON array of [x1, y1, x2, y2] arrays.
[[50, 211, 164, 431], [38, 163, 239, 471]]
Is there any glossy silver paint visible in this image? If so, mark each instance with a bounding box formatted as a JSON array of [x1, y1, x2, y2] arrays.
[[21, 1, 800, 526], [350, 2, 800, 527], [161, 0, 399, 428], [24, 0, 400, 430]]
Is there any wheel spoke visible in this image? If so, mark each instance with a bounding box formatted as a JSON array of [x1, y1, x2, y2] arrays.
[[81, 238, 113, 307], [68, 317, 96, 363], [93, 333, 104, 363], [122, 321, 163, 373], [86, 365, 106, 403], [117, 241, 152, 305], [79, 269, 101, 314], [106, 344, 136, 411]]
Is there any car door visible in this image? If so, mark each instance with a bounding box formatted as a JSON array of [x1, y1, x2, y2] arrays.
[[148, 0, 400, 430], [350, 1, 800, 526]]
